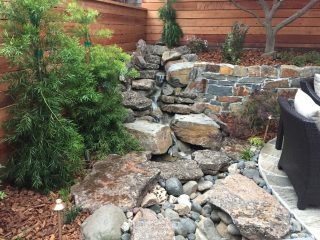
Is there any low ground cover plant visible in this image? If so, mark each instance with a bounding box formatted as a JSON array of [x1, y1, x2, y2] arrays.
[[187, 36, 209, 54], [277, 50, 320, 67]]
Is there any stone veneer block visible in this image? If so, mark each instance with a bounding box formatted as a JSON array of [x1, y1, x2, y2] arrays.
[[263, 79, 289, 89], [300, 66, 320, 78], [219, 64, 234, 75], [248, 66, 261, 77], [233, 85, 251, 96], [261, 65, 278, 78], [206, 64, 220, 73], [217, 96, 242, 103], [207, 84, 233, 96], [280, 65, 301, 78], [233, 65, 248, 77]]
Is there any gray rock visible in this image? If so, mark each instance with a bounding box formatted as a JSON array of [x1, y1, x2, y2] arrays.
[[201, 204, 213, 217], [71, 152, 159, 212], [181, 218, 197, 234], [206, 174, 290, 240], [204, 175, 216, 184], [171, 114, 223, 149], [227, 224, 241, 236], [136, 39, 147, 55], [175, 236, 186, 240], [149, 204, 161, 214], [161, 104, 192, 114], [171, 219, 189, 237], [175, 97, 195, 104], [290, 218, 302, 233], [145, 54, 161, 65], [191, 201, 202, 213], [121, 233, 131, 240], [124, 108, 135, 123], [216, 221, 231, 238], [145, 160, 204, 182], [183, 181, 198, 196], [173, 46, 191, 55], [122, 90, 152, 111], [163, 201, 175, 210], [187, 233, 196, 240], [166, 177, 183, 197], [210, 209, 221, 223], [189, 211, 200, 221], [125, 120, 172, 155], [197, 180, 213, 192], [132, 79, 155, 91], [164, 208, 180, 221], [162, 83, 175, 96], [192, 150, 231, 175], [196, 217, 222, 240], [138, 70, 158, 79], [131, 218, 175, 240], [162, 50, 182, 64], [182, 54, 198, 62], [242, 169, 260, 179], [81, 205, 126, 240], [161, 95, 175, 104], [147, 44, 169, 56], [217, 211, 233, 225]]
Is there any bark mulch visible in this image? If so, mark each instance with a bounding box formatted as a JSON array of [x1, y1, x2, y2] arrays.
[[198, 49, 301, 66], [0, 186, 89, 240]]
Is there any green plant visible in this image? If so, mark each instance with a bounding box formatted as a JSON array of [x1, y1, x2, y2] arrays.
[[186, 36, 209, 54], [58, 187, 70, 203], [241, 148, 254, 161], [278, 50, 320, 67], [64, 205, 82, 224], [248, 136, 264, 147], [222, 22, 249, 64], [0, 0, 96, 191], [158, 0, 183, 48], [0, 191, 6, 200], [65, 2, 142, 157]]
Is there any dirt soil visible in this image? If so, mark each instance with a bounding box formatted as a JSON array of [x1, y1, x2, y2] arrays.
[[0, 186, 89, 240], [198, 49, 314, 66]]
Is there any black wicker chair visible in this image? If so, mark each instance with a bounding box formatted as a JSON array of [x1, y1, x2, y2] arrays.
[[300, 77, 320, 105], [276, 97, 320, 210]]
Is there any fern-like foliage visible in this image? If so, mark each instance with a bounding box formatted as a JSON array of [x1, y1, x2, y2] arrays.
[[158, 0, 183, 48], [0, 0, 96, 191]]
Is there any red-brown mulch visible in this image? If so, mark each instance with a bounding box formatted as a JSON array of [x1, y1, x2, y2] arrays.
[[0, 186, 89, 240], [198, 49, 306, 66]]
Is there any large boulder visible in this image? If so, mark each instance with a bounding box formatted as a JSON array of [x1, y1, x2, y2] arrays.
[[171, 114, 223, 149], [71, 152, 160, 212], [192, 150, 231, 175], [145, 160, 204, 181], [162, 50, 182, 64], [81, 205, 126, 240], [132, 79, 155, 91], [167, 62, 194, 87], [125, 120, 172, 155], [206, 174, 290, 240], [122, 91, 152, 111]]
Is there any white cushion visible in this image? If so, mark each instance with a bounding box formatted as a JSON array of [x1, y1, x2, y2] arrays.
[[314, 73, 320, 98], [294, 89, 320, 119]]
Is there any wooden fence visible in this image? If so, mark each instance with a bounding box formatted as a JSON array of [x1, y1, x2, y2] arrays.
[[142, 0, 320, 49], [0, 0, 147, 165]]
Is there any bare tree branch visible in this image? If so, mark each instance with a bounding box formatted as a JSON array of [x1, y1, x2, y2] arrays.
[[229, 0, 264, 26], [258, 0, 270, 16], [275, 0, 320, 32], [269, 0, 283, 18]]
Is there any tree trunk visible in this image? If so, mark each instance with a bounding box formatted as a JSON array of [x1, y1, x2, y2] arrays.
[[264, 24, 276, 54]]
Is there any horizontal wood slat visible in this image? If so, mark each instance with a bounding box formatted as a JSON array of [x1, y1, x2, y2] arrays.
[[142, 0, 320, 49]]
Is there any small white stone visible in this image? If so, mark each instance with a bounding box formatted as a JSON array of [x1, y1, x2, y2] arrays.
[[228, 163, 240, 175], [121, 221, 131, 232], [168, 195, 178, 204], [174, 204, 190, 216], [177, 194, 192, 209]]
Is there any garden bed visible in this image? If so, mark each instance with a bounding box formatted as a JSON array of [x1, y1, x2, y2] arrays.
[[0, 186, 89, 240], [198, 49, 320, 67]]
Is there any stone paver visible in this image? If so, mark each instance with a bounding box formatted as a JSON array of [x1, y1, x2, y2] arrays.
[[258, 140, 320, 240]]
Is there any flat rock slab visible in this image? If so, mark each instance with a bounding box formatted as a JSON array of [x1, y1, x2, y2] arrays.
[[131, 218, 174, 240], [71, 152, 160, 212], [171, 114, 222, 149], [206, 174, 290, 240], [122, 91, 152, 111], [125, 120, 172, 155], [145, 160, 203, 181], [192, 150, 231, 175]]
